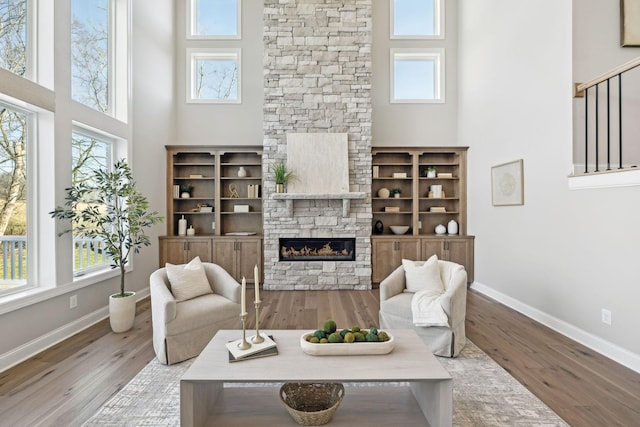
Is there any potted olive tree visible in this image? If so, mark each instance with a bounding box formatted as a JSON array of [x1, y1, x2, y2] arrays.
[[50, 160, 163, 333]]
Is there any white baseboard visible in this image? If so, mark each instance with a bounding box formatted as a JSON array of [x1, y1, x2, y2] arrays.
[[0, 289, 150, 373], [470, 281, 640, 374]]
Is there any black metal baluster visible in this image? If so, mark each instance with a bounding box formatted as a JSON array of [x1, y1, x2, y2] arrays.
[[606, 78, 611, 170], [619, 74, 623, 169], [595, 83, 599, 172], [585, 88, 589, 174]]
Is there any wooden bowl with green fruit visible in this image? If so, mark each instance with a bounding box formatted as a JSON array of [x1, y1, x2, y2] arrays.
[[300, 319, 395, 356]]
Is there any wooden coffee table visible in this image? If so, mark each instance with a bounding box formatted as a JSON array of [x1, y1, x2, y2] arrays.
[[180, 329, 452, 426]]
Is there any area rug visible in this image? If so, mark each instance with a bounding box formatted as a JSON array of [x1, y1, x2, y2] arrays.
[[83, 340, 567, 426]]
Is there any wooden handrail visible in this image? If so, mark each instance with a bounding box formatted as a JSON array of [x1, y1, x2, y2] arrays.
[[574, 56, 640, 97]]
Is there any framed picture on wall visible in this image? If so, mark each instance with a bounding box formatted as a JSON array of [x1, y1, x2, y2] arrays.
[[491, 159, 524, 206], [621, 0, 640, 46]]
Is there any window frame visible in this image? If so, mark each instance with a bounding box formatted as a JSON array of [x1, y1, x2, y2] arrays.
[[0, 1, 132, 309], [186, 47, 242, 104], [390, 48, 445, 104], [186, 0, 242, 40], [390, 0, 445, 40]]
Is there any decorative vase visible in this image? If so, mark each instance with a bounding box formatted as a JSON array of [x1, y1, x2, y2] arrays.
[[378, 188, 390, 198], [178, 215, 187, 236], [238, 166, 247, 177], [181, 192, 190, 198], [435, 224, 446, 235], [447, 220, 458, 235], [427, 170, 436, 178], [394, 193, 400, 198], [374, 220, 384, 235], [109, 292, 136, 333], [276, 183, 285, 193]]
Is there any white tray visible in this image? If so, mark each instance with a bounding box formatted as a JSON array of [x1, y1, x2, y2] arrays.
[[300, 331, 395, 356]]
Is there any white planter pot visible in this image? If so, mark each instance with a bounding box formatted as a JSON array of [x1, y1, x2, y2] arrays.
[[109, 292, 136, 333]]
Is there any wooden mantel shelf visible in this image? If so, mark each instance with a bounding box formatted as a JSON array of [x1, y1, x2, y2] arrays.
[[272, 192, 367, 217]]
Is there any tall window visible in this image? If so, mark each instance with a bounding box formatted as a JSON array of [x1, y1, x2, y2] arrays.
[[0, 0, 27, 77], [71, 0, 109, 113], [0, 101, 29, 290], [71, 130, 114, 274]]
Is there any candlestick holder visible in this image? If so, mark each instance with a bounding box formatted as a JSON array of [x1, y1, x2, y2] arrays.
[[252, 301, 264, 344], [237, 312, 251, 350]]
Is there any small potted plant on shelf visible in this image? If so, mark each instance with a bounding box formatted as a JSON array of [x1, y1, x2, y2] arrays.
[[425, 166, 437, 178], [391, 188, 402, 198], [50, 160, 164, 333], [180, 184, 193, 198], [271, 161, 295, 193]]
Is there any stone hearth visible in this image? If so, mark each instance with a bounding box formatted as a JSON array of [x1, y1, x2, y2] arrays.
[[262, 0, 373, 290]]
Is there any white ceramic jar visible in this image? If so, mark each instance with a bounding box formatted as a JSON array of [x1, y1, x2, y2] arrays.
[[447, 220, 458, 235]]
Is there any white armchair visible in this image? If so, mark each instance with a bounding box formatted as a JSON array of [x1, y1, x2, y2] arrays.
[[150, 262, 242, 365], [379, 259, 467, 357]]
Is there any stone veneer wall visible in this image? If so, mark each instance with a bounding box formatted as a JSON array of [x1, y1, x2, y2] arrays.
[[262, 0, 373, 290]]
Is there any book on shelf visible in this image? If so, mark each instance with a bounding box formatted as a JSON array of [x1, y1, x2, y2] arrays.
[[384, 206, 400, 213], [437, 172, 453, 178], [173, 185, 180, 199], [226, 334, 278, 362], [247, 184, 261, 198], [430, 207, 447, 213]]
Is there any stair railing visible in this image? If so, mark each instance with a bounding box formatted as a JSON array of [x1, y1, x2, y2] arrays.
[[574, 56, 640, 174]]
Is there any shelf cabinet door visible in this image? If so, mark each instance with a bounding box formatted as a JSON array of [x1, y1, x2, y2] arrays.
[[212, 237, 262, 283], [420, 236, 474, 283], [372, 238, 420, 284], [212, 240, 236, 278], [159, 237, 212, 266]]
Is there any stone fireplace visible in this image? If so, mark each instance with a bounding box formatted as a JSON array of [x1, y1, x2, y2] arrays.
[[262, 0, 373, 290]]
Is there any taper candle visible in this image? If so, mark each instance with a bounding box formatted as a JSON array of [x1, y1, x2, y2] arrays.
[[254, 265, 260, 302], [241, 277, 247, 315]]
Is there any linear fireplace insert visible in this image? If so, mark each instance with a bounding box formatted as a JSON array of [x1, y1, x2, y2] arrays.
[[279, 238, 356, 262]]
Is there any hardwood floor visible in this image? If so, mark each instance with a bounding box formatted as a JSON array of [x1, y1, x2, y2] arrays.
[[1, 289, 639, 426]]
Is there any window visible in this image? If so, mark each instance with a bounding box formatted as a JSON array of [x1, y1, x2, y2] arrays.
[[71, 0, 109, 113], [0, 0, 27, 77], [188, 0, 241, 39], [0, 101, 30, 293], [391, 49, 445, 103], [187, 48, 241, 103], [0, 2, 130, 305], [391, 0, 444, 39], [71, 130, 115, 274]]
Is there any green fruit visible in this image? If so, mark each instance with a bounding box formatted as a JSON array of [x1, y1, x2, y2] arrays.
[[365, 332, 379, 342], [353, 332, 365, 342], [320, 338, 329, 344], [340, 328, 351, 338], [328, 332, 343, 343], [351, 325, 361, 333], [369, 327, 378, 335], [344, 332, 355, 343], [309, 336, 320, 343], [313, 330, 326, 340], [323, 320, 337, 334], [377, 331, 390, 342]]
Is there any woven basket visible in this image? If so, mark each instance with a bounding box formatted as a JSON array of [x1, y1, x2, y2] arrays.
[[279, 383, 345, 426]]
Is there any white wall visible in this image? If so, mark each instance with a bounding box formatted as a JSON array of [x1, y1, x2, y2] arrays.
[[459, 0, 640, 371]]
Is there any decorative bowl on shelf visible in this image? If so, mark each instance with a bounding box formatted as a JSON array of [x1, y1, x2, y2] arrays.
[[389, 225, 409, 235]]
